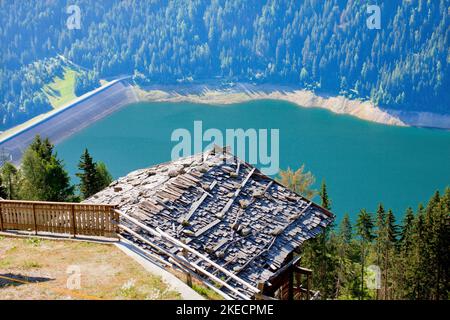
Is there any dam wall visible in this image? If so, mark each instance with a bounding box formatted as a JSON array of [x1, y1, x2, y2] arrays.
[[0, 80, 138, 165]]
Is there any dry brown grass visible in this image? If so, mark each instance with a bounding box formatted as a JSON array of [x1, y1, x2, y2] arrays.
[[0, 236, 181, 300]]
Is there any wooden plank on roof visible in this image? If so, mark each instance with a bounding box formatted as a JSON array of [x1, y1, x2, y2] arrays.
[[194, 219, 221, 237], [179, 180, 218, 223], [217, 168, 255, 219]]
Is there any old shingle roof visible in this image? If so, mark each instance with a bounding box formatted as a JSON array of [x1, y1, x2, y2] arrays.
[[86, 147, 334, 298]]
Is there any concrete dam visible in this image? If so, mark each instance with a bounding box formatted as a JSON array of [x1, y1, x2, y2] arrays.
[[0, 79, 138, 165]]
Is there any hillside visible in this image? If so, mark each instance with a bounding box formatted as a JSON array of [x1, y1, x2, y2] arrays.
[[0, 0, 448, 130]]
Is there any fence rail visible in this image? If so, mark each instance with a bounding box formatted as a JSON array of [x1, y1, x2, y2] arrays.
[[0, 200, 119, 238]]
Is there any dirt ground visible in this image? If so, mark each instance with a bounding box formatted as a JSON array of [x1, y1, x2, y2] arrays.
[[0, 235, 181, 300]]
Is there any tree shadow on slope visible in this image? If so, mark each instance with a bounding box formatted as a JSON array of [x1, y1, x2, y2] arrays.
[[0, 273, 54, 288]]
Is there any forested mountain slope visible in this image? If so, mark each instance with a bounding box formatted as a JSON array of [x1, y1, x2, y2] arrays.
[[1, 0, 448, 130]]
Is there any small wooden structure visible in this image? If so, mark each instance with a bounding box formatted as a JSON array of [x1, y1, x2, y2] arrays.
[[0, 200, 119, 238], [256, 253, 314, 300]]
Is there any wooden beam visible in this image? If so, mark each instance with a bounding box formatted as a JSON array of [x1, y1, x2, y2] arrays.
[[295, 266, 313, 275], [181, 180, 217, 223], [183, 248, 193, 287], [172, 259, 234, 300], [217, 168, 255, 218], [121, 222, 250, 299], [117, 233, 171, 267], [156, 227, 260, 294], [117, 209, 258, 297], [194, 219, 221, 237], [186, 257, 252, 300]]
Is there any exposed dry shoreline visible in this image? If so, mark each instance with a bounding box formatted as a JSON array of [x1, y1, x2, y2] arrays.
[[135, 82, 450, 129]]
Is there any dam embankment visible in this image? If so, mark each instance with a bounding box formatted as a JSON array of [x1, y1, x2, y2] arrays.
[[0, 79, 138, 165]]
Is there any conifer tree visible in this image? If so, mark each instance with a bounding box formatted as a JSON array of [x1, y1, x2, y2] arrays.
[[356, 209, 374, 299], [0, 176, 7, 199], [400, 207, 415, 249], [0, 162, 19, 199], [336, 213, 353, 298], [385, 209, 399, 243], [302, 181, 338, 299], [76, 149, 113, 199], [19, 135, 74, 201], [413, 204, 427, 299], [383, 209, 398, 299], [77, 149, 100, 199], [356, 209, 374, 242], [396, 207, 416, 298], [320, 180, 331, 211], [339, 213, 353, 244], [95, 161, 113, 190], [374, 203, 386, 298]]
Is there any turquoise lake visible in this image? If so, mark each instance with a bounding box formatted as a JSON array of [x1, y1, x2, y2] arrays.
[[56, 100, 450, 222]]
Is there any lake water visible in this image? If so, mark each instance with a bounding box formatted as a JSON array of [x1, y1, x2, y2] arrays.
[[56, 100, 450, 222]]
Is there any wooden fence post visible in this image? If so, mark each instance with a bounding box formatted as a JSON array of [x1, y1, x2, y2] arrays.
[[183, 248, 193, 287], [32, 203, 38, 235], [71, 205, 77, 238], [115, 207, 120, 239], [0, 202, 4, 231]]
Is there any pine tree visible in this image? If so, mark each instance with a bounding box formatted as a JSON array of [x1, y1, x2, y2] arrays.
[[413, 204, 427, 299], [95, 161, 113, 190], [336, 213, 353, 298], [29, 135, 53, 161], [374, 203, 386, 299], [428, 190, 449, 299], [339, 213, 353, 244], [385, 209, 399, 243], [356, 209, 375, 242], [301, 181, 338, 299], [383, 209, 398, 299], [423, 191, 441, 299], [0, 162, 19, 199], [19, 135, 74, 201], [400, 207, 415, 248], [437, 188, 450, 299], [320, 180, 331, 211], [0, 176, 7, 199], [397, 207, 416, 298], [76, 149, 113, 199], [356, 209, 374, 299], [77, 149, 101, 199]]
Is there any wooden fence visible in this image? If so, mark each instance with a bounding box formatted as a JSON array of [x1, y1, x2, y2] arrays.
[[0, 200, 119, 238]]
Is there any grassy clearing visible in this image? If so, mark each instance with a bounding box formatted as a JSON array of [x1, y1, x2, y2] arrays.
[[43, 67, 79, 109], [0, 236, 181, 300]]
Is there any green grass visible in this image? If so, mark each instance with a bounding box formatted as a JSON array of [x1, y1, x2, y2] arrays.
[[43, 67, 80, 109], [192, 283, 223, 300], [24, 237, 42, 247], [22, 260, 43, 269]]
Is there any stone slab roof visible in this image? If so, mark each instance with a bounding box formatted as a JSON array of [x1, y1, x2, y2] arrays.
[[86, 147, 334, 298]]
